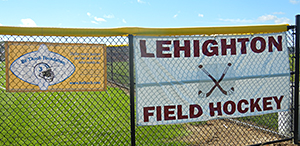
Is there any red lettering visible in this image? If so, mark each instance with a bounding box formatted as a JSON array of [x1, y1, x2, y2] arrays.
[[189, 104, 203, 118], [194, 40, 200, 57], [174, 40, 190, 57], [263, 97, 273, 111], [273, 95, 284, 109], [238, 38, 249, 54], [251, 37, 266, 53], [177, 105, 188, 119], [237, 99, 249, 113], [221, 39, 236, 55], [156, 40, 172, 58], [223, 100, 236, 115], [140, 40, 155, 57], [250, 98, 262, 112], [140, 36, 281, 58], [269, 36, 282, 52], [164, 105, 176, 120], [156, 106, 162, 121], [202, 40, 218, 56], [144, 106, 155, 122], [209, 102, 222, 116]]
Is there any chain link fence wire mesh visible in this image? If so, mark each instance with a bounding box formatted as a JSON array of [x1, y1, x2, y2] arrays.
[[0, 35, 133, 145], [0, 26, 297, 145], [134, 29, 295, 145]]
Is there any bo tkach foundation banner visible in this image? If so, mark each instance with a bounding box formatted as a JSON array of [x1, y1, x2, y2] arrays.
[[134, 32, 290, 126], [6, 42, 107, 92]]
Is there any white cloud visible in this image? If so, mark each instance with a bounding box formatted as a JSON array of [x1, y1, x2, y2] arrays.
[[257, 15, 277, 21], [87, 12, 91, 17], [290, 0, 300, 4], [104, 14, 114, 19], [274, 17, 292, 24], [122, 19, 127, 23], [20, 18, 37, 27], [88, 13, 107, 24], [94, 17, 106, 22], [198, 14, 204, 17], [219, 14, 292, 24], [273, 12, 285, 15], [137, 0, 145, 3], [91, 21, 98, 24], [0, 23, 2, 26], [257, 14, 291, 24], [219, 18, 254, 23], [173, 11, 180, 18]]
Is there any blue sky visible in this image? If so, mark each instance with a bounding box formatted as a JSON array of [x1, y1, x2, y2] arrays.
[[0, 0, 299, 28]]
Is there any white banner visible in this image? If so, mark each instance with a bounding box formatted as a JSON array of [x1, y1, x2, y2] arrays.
[[134, 32, 290, 126]]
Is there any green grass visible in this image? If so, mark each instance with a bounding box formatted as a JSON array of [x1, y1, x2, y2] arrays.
[[0, 62, 5, 88], [0, 88, 126, 145], [0, 61, 186, 145], [0, 87, 187, 145], [107, 61, 130, 86]]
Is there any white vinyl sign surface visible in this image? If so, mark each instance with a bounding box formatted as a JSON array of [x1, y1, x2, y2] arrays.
[[134, 32, 290, 126]]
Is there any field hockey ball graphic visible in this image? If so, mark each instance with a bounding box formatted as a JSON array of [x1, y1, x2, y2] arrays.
[[10, 44, 75, 90], [198, 63, 234, 98]]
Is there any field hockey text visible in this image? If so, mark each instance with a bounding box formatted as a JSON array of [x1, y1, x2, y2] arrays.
[[140, 36, 282, 58], [143, 95, 284, 122]]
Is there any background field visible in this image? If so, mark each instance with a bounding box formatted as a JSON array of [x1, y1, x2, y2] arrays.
[[0, 61, 187, 145]]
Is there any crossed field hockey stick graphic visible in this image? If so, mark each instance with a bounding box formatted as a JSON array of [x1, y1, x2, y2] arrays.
[[198, 63, 234, 98]]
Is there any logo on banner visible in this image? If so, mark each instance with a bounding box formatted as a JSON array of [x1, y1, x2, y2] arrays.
[[10, 44, 75, 90], [198, 63, 234, 98]]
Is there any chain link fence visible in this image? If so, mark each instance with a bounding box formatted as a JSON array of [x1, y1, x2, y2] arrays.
[[0, 26, 297, 145], [0, 35, 132, 145], [133, 29, 295, 145]]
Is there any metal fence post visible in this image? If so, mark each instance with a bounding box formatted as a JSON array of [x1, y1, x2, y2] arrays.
[[129, 34, 136, 146], [295, 14, 300, 144]]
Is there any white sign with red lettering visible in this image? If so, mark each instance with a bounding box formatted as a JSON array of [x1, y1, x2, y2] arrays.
[[134, 32, 290, 126]]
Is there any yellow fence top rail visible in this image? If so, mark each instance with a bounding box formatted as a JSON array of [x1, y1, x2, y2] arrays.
[[0, 24, 289, 37]]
